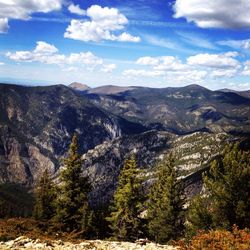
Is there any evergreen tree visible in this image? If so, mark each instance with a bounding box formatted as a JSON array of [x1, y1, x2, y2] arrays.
[[107, 154, 144, 241], [186, 196, 213, 238], [55, 134, 92, 234], [147, 154, 185, 243], [33, 169, 56, 221], [204, 143, 250, 229]]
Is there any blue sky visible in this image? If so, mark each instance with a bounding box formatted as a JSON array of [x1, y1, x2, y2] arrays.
[[0, 0, 250, 90]]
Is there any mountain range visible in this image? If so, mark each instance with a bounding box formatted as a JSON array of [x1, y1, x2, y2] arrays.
[[0, 82, 249, 208]]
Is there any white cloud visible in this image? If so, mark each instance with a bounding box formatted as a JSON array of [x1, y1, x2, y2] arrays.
[[115, 32, 140, 42], [0, 17, 8, 33], [68, 52, 103, 67], [123, 69, 165, 77], [0, 62, 5, 65], [137, 56, 188, 71], [6, 41, 104, 69], [174, 0, 250, 28], [123, 51, 246, 84], [124, 55, 207, 84], [0, 0, 63, 32], [6, 41, 64, 64], [68, 4, 85, 15], [170, 70, 208, 83], [101, 64, 116, 73], [211, 69, 238, 78], [242, 61, 250, 76], [136, 56, 159, 66], [64, 5, 140, 42], [229, 82, 250, 91], [187, 52, 240, 69], [34, 41, 58, 54]]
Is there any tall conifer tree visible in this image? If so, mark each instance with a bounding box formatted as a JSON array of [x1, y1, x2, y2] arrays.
[[107, 154, 144, 241], [147, 154, 185, 243], [205, 143, 250, 229], [33, 169, 56, 221], [55, 134, 92, 234], [187, 143, 250, 232]]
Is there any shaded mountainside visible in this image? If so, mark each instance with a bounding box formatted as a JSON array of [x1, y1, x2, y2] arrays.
[[0, 83, 249, 208], [0, 83, 146, 185], [82, 84, 250, 135]]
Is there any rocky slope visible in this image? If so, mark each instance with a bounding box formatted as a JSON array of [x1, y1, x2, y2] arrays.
[[0, 236, 178, 250], [80, 130, 235, 206]]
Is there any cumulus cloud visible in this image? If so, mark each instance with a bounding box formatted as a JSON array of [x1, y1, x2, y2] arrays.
[[0, 0, 63, 32], [187, 52, 240, 69], [34, 41, 58, 54], [123, 51, 245, 83], [101, 64, 116, 73], [6, 41, 65, 64], [68, 4, 85, 16], [124, 55, 207, 84], [174, 0, 250, 28], [136, 56, 159, 66], [64, 5, 140, 42], [6, 41, 109, 70], [137, 56, 188, 71]]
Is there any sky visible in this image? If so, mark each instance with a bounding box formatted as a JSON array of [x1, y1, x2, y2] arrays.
[[0, 0, 250, 90]]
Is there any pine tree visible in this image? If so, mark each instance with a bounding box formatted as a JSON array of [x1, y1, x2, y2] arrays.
[[147, 154, 185, 243], [33, 169, 56, 221], [203, 143, 250, 229], [107, 154, 144, 241], [55, 134, 92, 234], [186, 196, 213, 238]]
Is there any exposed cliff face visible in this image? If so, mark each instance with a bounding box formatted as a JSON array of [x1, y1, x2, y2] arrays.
[[0, 125, 56, 184]]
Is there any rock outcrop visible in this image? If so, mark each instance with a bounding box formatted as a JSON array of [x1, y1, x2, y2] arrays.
[[0, 236, 178, 250]]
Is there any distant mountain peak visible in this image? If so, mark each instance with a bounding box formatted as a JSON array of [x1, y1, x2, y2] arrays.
[[69, 82, 91, 91], [183, 84, 209, 90]]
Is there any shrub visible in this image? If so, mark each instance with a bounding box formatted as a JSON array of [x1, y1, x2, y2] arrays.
[[178, 226, 250, 250]]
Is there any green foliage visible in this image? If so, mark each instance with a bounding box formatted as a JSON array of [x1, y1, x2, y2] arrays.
[[55, 134, 92, 234], [33, 169, 56, 221], [186, 196, 213, 238], [147, 154, 185, 243], [187, 143, 250, 233], [204, 143, 250, 229], [107, 154, 145, 241]]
